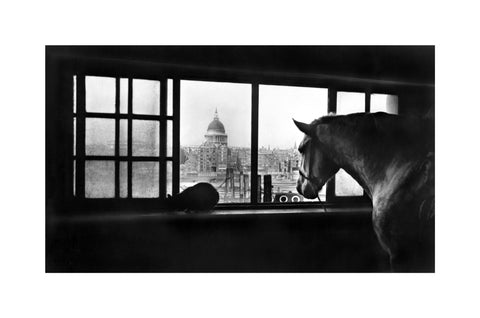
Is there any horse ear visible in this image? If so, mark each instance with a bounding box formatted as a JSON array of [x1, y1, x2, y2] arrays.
[[293, 119, 312, 136]]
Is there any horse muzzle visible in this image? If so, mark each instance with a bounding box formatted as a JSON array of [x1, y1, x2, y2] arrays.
[[297, 177, 321, 199]]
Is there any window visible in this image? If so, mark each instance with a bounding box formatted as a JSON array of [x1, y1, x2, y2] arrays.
[[71, 69, 399, 209], [258, 85, 328, 203], [371, 94, 399, 114], [180, 80, 251, 203], [73, 75, 172, 199]]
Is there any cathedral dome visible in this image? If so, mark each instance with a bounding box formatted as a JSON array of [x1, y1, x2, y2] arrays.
[[206, 109, 226, 134], [207, 119, 225, 134]]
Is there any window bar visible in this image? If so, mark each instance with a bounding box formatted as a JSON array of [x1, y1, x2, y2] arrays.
[[251, 83, 259, 204], [326, 87, 337, 201], [172, 79, 180, 195], [75, 74, 86, 198], [363, 90, 371, 199], [127, 78, 133, 198], [365, 90, 371, 113], [159, 79, 167, 198], [115, 78, 120, 198]]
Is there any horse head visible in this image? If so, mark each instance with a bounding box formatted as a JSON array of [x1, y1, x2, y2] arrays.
[[293, 119, 340, 199]]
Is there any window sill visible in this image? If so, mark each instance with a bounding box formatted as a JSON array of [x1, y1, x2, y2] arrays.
[[50, 205, 372, 225]]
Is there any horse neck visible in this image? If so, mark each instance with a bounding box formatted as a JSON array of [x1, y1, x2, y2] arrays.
[[319, 118, 417, 198]]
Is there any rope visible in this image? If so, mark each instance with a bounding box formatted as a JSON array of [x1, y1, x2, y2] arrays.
[[317, 193, 328, 213]]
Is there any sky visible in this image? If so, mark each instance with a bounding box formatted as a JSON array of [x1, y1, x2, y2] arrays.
[[180, 80, 330, 149]]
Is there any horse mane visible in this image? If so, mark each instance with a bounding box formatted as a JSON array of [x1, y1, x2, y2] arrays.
[[310, 112, 434, 153], [312, 112, 390, 131]]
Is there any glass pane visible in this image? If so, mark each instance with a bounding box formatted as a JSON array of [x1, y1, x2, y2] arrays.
[[132, 162, 159, 198], [73, 75, 76, 113], [335, 91, 365, 196], [166, 161, 172, 196], [85, 161, 115, 198], [371, 94, 399, 114], [133, 79, 160, 115], [120, 78, 128, 114], [85, 76, 115, 113], [335, 169, 364, 196], [180, 80, 251, 203], [336, 91, 365, 114], [132, 120, 159, 156], [119, 119, 128, 156], [85, 118, 115, 156], [167, 120, 172, 157], [167, 79, 173, 116], [119, 161, 128, 198], [259, 85, 329, 203], [73, 118, 76, 156]]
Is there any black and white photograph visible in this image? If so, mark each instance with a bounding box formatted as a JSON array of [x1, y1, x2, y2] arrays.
[[2, 1, 480, 317], [46, 46, 435, 273]]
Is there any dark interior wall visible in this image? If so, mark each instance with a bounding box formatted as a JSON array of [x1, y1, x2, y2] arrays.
[[48, 46, 434, 84], [400, 86, 435, 117], [46, 46, 434, 272], [47, 212, 390, 272]]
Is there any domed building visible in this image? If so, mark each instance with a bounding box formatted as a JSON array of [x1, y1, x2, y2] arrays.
[[198, 109, 229, 175], [205, 108, 228, 146]]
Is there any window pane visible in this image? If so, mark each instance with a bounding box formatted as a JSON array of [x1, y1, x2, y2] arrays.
[[73, 118, 76, 156], [180, 80, 251, 203], [167, 79, 173, 116], [85, 161, 115, 198], [120, 78, 128, 114], [119, 161, 128, 198], [133, 79, 160, 115], [132, 162, 159, 198], [335, 91, 365, 196], [335, 169, 364, 196], [167, 120, 172, 157], [73, 75, 77, 113], [119, 119, 128, 156], [336, 91, 365, 114], [371, 94, 399, 114], [259, 85, 329, 203], [85, 118, 115, 156], [132, 120, 159, 156], [166, 161, 172, 196], [85, 76, 115, 113]]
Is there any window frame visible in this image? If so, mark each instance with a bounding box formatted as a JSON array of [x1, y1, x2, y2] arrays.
[[65, 57, 408, 212]]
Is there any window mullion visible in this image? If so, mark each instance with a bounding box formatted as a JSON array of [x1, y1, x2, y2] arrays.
[[115, 78, 120, 198], [127, 78, 133, 198], [326, 87, 337, 201], [75, 74, 86, 198], [251, 83, 259, 204], [159, 79, 167, 198], [365, 90, 371, 113], [172, 79, 180, 195]]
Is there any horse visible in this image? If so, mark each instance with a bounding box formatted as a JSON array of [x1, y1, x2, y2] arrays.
[[293, 112, 434, 272]]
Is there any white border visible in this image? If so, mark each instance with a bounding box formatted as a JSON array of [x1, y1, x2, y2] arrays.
[[2, 1, 480, 317]]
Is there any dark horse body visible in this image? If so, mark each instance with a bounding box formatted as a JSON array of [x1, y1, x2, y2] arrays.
[[294, 112, 434, 272]]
